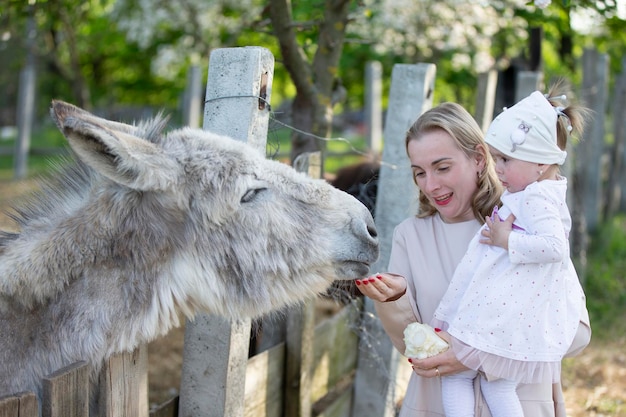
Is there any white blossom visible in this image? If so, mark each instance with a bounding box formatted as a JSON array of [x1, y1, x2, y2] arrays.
[[534, 0, 551, 9], [110, 0, 263, 80]]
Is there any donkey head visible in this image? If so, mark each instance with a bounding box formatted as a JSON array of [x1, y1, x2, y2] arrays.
[[38, 101, 379, 319]]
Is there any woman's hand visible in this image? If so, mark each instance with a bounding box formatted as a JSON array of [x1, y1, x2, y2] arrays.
[[408, 331, 469, 377], [355, 273, 407, 302]]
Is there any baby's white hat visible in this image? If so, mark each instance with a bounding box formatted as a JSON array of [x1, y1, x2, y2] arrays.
[[485, 91, 567, 165]]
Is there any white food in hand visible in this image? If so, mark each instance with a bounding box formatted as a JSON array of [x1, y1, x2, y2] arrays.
[[404, 322, 449, 359]]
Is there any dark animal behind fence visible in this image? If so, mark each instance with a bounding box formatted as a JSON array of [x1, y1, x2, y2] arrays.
[[331, 159, 380, 219]]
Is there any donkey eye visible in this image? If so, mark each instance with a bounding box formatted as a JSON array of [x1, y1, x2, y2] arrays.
[[241, 187, 267, 203]]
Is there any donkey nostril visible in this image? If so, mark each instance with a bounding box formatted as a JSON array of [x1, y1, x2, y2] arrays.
[[368, 224, 378, 239]]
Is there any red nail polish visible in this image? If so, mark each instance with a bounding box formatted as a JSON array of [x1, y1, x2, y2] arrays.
[[376, 274, 383, 279], [368, 278, 375, 283], [434, 328, 441, 332], [363, 280, 369, 285], [355, 280, 361, 285], [408, 358, 412, 363]]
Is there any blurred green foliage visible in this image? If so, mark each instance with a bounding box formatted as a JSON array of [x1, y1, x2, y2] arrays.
[[584, 215, 626, 340], [2, 0, 625, 126]]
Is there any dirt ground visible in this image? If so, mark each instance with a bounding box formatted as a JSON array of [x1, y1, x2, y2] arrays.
[[1, 179, 625, 416]]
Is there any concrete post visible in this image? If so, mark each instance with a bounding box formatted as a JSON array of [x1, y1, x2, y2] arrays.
[[178, 47, 274, 417], [514, 71, 543, 102], [475, 70, 498, 132], [365, 61, 383, 155], [351, 63, 437, 417], [14, 13, 37, 180], [182, 64, 202, 128], [579, 48, 609, 233]]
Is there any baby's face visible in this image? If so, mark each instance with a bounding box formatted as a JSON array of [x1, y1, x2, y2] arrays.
[[489, 145, 542, 193]]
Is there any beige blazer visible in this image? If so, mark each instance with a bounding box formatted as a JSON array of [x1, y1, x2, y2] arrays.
[[374, 214, 591, 417]]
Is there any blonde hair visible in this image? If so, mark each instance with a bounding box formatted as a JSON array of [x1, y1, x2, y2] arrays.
[[405, 102, 502, 223]]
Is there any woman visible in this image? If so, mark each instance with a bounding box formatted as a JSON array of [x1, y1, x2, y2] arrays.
[[355, 102, 591, 416]]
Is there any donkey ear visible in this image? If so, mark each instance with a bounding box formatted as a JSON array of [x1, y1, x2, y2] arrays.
[[50, 100, 179, 191], [50, 100, 141, 135]]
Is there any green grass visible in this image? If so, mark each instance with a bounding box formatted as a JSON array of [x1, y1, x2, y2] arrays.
[[583, 215, 626, 340]]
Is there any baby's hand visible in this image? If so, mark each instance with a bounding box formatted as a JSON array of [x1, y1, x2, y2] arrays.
[[481, 210, 514, 250]]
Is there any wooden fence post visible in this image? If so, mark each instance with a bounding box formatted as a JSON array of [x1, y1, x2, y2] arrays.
[[365, 61, 383, 155], [475, 70, 498, 132], [42, 361, 90, 417], [99, 347, 148, 417], [178, 46, 274, 417], [0, 392, 38, 417], [351, 63, 436, 417], [281, 152, 322, 417]]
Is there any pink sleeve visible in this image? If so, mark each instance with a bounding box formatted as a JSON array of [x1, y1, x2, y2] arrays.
[[373, 225, 422, 355], [374, 289, 420, 355]]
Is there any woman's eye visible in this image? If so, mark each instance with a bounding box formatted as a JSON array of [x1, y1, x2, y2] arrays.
[[241, 187, 266, 203], [414, 171, 425, 179]]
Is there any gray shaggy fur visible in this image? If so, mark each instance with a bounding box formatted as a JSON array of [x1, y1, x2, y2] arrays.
[[0, 101, 379, 409]]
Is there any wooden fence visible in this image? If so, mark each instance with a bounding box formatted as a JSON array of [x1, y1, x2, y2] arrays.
[[0, 303, 360, 417], [2, 45, 625, 417]]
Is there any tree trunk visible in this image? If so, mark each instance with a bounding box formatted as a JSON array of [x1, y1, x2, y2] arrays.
[[269, 0, 351, 167]]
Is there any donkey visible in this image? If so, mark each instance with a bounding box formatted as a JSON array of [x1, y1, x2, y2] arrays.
[[0, 101, 379, 410]]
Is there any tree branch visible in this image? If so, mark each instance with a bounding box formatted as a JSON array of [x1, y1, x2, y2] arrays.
[[312, 0, 351, 99]]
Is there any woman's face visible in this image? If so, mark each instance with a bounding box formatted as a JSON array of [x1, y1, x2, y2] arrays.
[[407, 129, 484, 223]]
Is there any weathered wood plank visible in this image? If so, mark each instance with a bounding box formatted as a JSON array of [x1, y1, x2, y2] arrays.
[[284, 301, 315, 417], [244, 343, 285, 417], [242, 304, 362, 417], [284, 152, 322, 417], [0, 394, 20, 417], [312, 379, 353, 417], [42, 361, 89, 417], [99, 347, 148, 417], [15, 392, 38, 417], [311, 303, 359, 403]]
